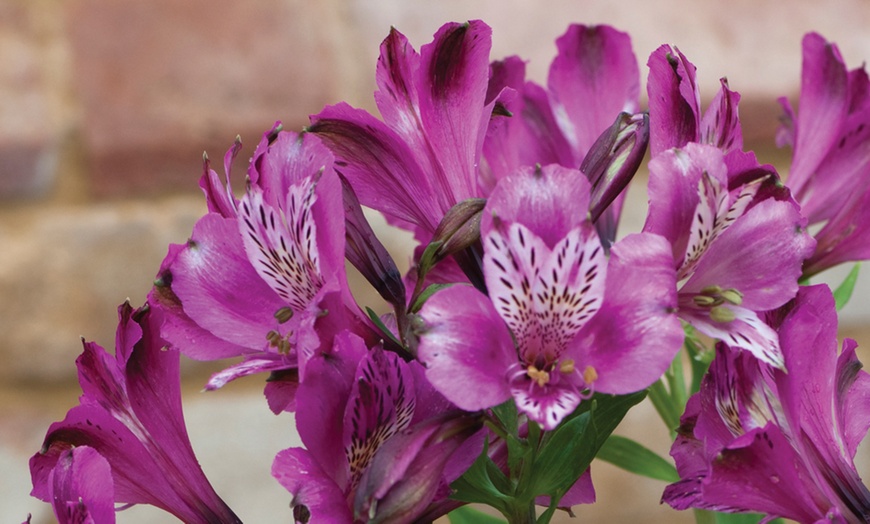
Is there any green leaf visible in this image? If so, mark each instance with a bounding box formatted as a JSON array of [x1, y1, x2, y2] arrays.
[[450, 440, 513, 510], [713, 512, 782, 524], [596, 434, 679, 482], [364, 307, 402, 347], [409, 282, 456, 313], [833, 263, 860, 311], [447, 506, 506, 524], [529, 391, 646, 498]]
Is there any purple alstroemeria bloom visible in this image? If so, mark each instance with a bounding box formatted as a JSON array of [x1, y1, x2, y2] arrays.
[[308, 21, 495, 243], [46, 446, 115, 524], [663, 285, 870, 523], [776, 33, 870, 276], [417, 164, 683, 430], [483, 25, 644, 244], [150, 125, 375, 411], [273, 331, 482, 523], [647, 44, 743, 157], [30, 303, 240, 524], [644, 143, 815, 369]]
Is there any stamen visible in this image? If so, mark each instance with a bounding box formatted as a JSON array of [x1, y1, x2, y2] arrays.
[[720, 288, 743, 306], [274, 307, 294, 324], [527, 365, 550, 387], [582, 365, 598, 385], [559, 359, 576, 374], [710, 306, 736, 323]]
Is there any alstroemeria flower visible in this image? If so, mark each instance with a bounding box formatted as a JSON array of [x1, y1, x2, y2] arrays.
[[663, 285, 870, 522], [417, 164, 682, 430], [150, 125, 374, 411], [273, 331, 482, 523], [46, 446, 114, 524], [30, 303, 240, 524], [647, 44, 742, 157], [644, 143, 815, 368], [776, 33, 870, 276], [483, 25, 645, 245], [308, 21, 494, 241]]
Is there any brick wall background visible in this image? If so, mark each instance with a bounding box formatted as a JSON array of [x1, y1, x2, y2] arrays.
[[2, 0, 870, 521]]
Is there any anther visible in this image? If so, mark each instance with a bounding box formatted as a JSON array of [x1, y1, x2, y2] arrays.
[[527, 365, 550, 387]]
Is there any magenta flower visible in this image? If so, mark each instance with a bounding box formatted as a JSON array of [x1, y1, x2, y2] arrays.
[[30, 303, 240, 524], [150, 125, 375, 411], [308, 21, 495, 242], [46, 446, 115, 524], [483, 25, 645, 244], [777, 33, 870, 276], [417, 164, 682, 430], [646, 44, 742, 157], [644, 143, 815, 368], [663, 285, 870, 522], [272, 331, 481, 523]]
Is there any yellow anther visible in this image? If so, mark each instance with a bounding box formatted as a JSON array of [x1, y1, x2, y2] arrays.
[[720, 288, 743, 306], [560, 359, 576, 374], [527, 365, 550, 387], [710, 306, 736, 323], [692, 295, 717, 307], [583, 365, 598, 385], [700, 285, 722, 295]]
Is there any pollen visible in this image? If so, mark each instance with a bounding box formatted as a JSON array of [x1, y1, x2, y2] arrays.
[[559, 359, 575, 374], [527, 365, 550, 387], [583, 365, 598, 385], [710, 306, 736, 323]]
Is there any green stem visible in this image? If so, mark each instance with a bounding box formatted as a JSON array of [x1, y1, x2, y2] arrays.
[[692, 509, 716, 524], [648, 380, 680, 437]]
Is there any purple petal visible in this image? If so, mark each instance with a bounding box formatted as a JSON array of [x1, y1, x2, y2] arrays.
[[272, 448, 353, 524], [570, 233, 682, 394], [48, 447, 115, 524], [343, 348, 417, 490], [549, 25, 640, 161], [664, 424, 828, 522], [417, 21, 493, 205], [643, 145, 728, 268], [417, 285, 516, 411], [482, 164, 591, 247], [699, 78, 743, 153], [204, 353, 297, 390], [682, 303, 784, 370], [536, 468, 596, 507], [787, 33, 850, 202], [647, 45, 700, 156], [309, 103, 439, 234], [511, 380, 582, 430], [199, 137, 242, 218], [164, 213, 288, 358], [295, 331, 367, 489], [683, 196, 813, 311], [804, 179, 870, 276], [836, 340, 870, 459]]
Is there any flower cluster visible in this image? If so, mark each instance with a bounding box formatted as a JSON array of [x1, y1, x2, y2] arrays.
[[28, 19, 870, 524]]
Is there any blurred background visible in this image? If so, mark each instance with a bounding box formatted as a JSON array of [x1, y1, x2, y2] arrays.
[[2, 0, 870, 521]]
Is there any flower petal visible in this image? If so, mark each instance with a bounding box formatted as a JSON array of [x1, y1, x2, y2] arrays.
[[417, 285, 516, 411], [549, 24, 640, 161], [647, 45, 700, 156], [272, 448, 353, 524]]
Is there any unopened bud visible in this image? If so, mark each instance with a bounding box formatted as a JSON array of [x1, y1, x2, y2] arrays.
[[581, 112, 650, 224]]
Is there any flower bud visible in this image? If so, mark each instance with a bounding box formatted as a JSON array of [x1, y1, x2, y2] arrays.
[[353, 412, 482, 523], [581, 112, 650, 224]]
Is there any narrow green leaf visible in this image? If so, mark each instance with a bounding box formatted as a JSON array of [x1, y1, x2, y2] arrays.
[[364, 307, 402, 347], [713, 512, 782, 524], [409, 282, 455, 313], [447, 506, 506, 524], [596, 435, 679, 482], [833, 263, 861, 311]]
